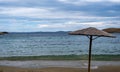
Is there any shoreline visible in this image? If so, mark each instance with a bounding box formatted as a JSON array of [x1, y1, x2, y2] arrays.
[[1, 55, 120, 72], [0, 60, 120, 68], [0, 60, 120, 72], [0, 55, 120, 61]]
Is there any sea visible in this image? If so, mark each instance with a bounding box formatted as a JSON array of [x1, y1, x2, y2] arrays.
[[0, 32, 120, 57]]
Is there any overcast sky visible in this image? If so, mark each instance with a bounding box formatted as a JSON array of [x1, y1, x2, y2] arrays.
[[0, 0, 120, 32]]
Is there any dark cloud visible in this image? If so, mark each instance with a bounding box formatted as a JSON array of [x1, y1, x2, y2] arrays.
[[0, 0, 119, 32], [0, 0, 119, 17]]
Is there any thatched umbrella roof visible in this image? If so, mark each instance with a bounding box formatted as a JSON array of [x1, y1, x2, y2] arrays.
[[69, 27, 115, 37], [69, 27, 115, 72]]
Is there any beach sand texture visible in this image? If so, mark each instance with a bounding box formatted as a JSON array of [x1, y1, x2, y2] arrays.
[[0, 66, 120, 72], [0, 60, 120, 72]]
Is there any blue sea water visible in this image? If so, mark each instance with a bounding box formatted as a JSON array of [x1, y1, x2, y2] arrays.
[[0, 32, 120, 57]]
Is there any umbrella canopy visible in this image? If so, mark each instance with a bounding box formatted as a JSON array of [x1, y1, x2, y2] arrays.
[[69, 27, 115, 72], [69, 27, 115, 37]]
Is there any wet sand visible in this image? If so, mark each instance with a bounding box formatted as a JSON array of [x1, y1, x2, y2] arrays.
[[0, 66, 120, 72], [0, 60, 120, 72]]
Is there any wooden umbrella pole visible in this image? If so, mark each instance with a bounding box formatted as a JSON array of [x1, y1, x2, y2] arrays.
[[69, 27, 115, 72], [88, 35, 93, 72]]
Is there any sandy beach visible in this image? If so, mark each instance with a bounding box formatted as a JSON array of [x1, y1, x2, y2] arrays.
[[0, 60, 120, 72]]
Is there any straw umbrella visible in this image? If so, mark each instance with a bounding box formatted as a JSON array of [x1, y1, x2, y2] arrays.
[[69, 27, 115, 72]]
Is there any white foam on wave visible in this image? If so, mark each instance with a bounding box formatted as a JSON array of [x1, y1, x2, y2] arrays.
[[81, 63, 98, 69]]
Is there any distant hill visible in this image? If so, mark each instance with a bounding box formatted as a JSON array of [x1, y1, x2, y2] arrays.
[[0, 32, 8, 35], [103, 28, 120, 33]]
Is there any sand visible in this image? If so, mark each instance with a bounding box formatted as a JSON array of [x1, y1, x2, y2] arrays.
[[0, 66, 120, 72], [0, 60, 120, 72]]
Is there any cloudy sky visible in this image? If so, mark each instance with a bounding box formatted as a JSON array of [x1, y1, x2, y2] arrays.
[[0, 0, 120, 32]]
